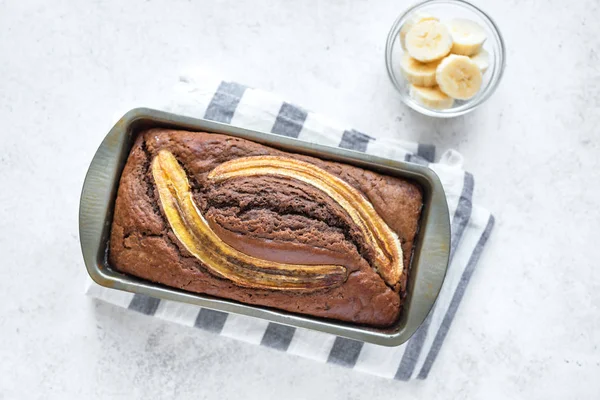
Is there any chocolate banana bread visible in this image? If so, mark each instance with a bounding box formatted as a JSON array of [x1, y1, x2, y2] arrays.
[[109, 128, 423, 327]]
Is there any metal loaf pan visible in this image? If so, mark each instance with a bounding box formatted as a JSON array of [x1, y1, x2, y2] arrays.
[[79, 108, 450, 346]]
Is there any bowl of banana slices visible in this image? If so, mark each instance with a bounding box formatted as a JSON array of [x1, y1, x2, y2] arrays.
[[385, 0, 505, 117]]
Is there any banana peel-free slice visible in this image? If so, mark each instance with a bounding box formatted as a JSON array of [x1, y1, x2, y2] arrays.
[[409, 85, 455, 109], [152, 150, 347, 291], [446, 18, 487, 56], [400, 53, 441, 87], [436, 54, 482, 100], [405, 19, 453, 63], [208, 156, 404, 287]]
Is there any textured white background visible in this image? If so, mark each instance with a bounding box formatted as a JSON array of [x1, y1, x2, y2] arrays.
[[1, 0, 599, 398]]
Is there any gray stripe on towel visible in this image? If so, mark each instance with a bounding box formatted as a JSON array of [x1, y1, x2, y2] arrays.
[[339, 130, 373, 152], [417, 215, 495, 379], [327, 337, 364, 367], [271, 103, 307, 138], [404, 153, 429, 166], [450, 172, 474, 257], [194, 308, 228, 333], [417, 143, 436, 162], [261, 323, 296, 351], [395, 172, 475, 380], [204, 81, 247, 123], [128, 294, 161, 316]]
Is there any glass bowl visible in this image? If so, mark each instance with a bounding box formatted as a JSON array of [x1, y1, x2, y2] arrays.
[[385, 0, 506, 118]]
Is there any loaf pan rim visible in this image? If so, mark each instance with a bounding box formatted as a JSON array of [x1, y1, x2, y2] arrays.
[[79, 107, 450, 347]]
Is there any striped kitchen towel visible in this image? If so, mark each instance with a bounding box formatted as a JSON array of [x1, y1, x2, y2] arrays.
[[86, 70, 494, 380]]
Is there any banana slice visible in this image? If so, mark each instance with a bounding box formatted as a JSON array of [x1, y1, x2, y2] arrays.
[[470, 48, 490, 74], [400, 53, 440, 87], [409, 85, 454, 109], [399, 12, 439, 50], [436, 54, 482, 100], [405, 19, 453, 63], [447, 18, 487, 56]]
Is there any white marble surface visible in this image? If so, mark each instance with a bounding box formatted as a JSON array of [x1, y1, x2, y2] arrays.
[[1, 0, 599, 398]]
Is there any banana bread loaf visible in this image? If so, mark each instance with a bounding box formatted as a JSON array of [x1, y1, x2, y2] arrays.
[[109, 128, 423, 327]]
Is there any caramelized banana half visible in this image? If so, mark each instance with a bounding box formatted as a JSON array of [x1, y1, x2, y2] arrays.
[[208, 156, 403, 286], [152, 150, 347, 291]]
